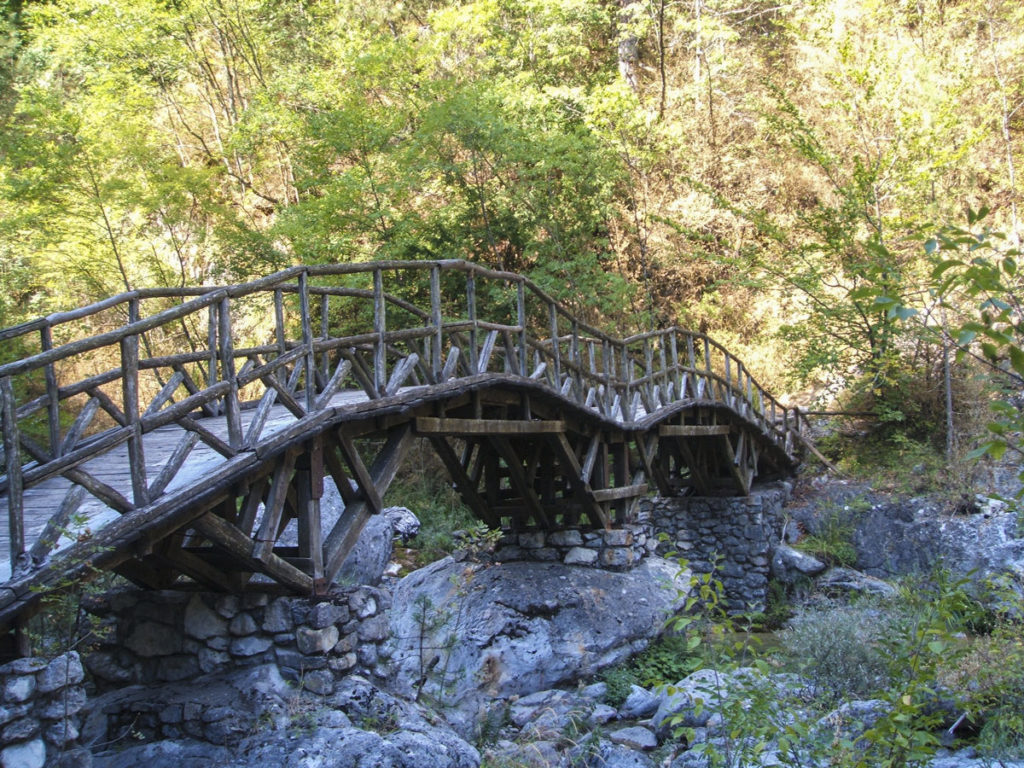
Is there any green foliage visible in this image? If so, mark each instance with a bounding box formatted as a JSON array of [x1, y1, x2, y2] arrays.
[[599, 634, 703, 707], [781, 603, 893, 704], [794, 502, 861, 568]]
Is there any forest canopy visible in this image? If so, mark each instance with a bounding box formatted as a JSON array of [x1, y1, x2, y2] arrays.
[[1, 0, 1022, 414]]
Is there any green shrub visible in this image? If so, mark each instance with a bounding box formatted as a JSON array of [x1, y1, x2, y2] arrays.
[[780, 603, 892, 704]]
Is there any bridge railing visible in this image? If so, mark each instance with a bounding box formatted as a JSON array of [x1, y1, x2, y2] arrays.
[[0, 260, 803, 572]]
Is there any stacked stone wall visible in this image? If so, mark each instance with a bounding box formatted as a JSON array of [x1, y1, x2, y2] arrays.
[[642, 483, 791, 611], [490, 519, 655, 570], [0, 652, 87, 768], [78, 586, 393, 744]]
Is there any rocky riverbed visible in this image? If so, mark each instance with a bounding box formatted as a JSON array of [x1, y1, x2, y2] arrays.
[[34, 477, 1024, 767]]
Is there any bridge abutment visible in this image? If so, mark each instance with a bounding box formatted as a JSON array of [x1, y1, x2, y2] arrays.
[[643, 482, 793, 613]]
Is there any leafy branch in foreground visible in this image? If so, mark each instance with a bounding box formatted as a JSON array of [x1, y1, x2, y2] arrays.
[[929, 208, 1024, 479]]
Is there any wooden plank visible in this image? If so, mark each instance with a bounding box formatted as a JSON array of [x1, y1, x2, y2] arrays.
[[414, 417, 566, 436], [659, 424, 732, 437], [431, 266, 443, 380], [41, 325, 60, 458]]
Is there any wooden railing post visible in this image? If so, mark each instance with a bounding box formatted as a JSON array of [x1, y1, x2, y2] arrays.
[[549, 303, 561, 387], [373, 268, 386, 397], [466, 270, 478, 375], [274, 288, 287, 386], [299, 271, 316, 411], [516, 280, 527, 377], [40, 325, 60, 458], [431, 266, 443, 381], [122, 298, 148, 506], [1, 376, 24, 572], [219, 296, 244, 448], [319, 293, 330, 381]]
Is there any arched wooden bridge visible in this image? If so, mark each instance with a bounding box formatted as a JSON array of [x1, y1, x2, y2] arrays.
[[0, 260, 803, 637]]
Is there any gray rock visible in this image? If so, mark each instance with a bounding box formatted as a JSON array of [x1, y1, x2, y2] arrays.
[[228, 636, 272, 657], [589, 703, 617, 724], [92, 739, 234, 768], [609, 725, 657, 750], [564, 547, 599, 565], [618, 685, 659, 719], [3, 676, 33, 704], [296, 625, 339, 655], [84, 651, 133, 685], [125, 621, 183, 658], [0, 738, 46, 768], [387, 556, 690, 735], [384, 506, 421, 544], [260, 599, 293, 634], [569, 737, 655, 768], [228, 613, 257, 636], [40, 686, 87, 719], [301, 669, 334, 695], [652, 668, 739, 737], [184, 596, 228, 641], [548, 530, 584, 547], [770, 543, 827, 583], [816, 567, 897, 598], [308, 602, 347, 629], [37, 652, 84, 693]]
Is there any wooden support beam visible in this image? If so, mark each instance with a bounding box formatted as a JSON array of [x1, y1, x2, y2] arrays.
[[659, 424, 732, 437], [547, 433, 610, 529], [337, 432, 383, 515], [591, 484, 649, 502], [322, 423, 413, 582], [428, 436, 500, 528], [490, 435, 550, 529], [252, 451, 297, 561], [193, 511, 313, 593], [415, 417, 566, 436]]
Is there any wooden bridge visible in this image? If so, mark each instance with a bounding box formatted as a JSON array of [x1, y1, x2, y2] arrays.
[[0, 260, 803, 639]]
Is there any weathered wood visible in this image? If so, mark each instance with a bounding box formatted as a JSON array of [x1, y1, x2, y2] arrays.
[[659, 424, 732, 437], [415, 417, 566, 436], [2, 378, 24, 571], [373, 268, 387, 397], [385, 354, 419, 397], [193, 511, 313, 593], [252, 451, 297, 562], [315, 359, 352, 411], [548, 433, 610, 529], [322, 423, 412, 581], [148, 432, 200, 497], [428, 436, 500, 528], [336, 432, 383, 516], [591, 484, 648, 502], [28, 485, 87, 563], [218, 297, 243, 451], [143, 371, 185, 417], [490, 435, 550, 529]]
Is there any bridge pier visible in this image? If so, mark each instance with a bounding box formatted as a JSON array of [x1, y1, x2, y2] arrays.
[[642, 482, 793, 613]]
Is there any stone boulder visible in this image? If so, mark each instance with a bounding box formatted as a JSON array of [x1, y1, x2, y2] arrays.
[[770, 544, 827, 584], [385, 556, 690, 735]]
